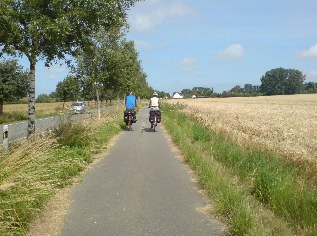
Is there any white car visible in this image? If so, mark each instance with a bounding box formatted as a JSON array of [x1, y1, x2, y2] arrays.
[[71, 101, 87, 114]]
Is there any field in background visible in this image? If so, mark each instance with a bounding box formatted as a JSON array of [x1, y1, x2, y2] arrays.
[[3, 102, 72, 114], [166, 94, 317, 162], [1, 102, 74, 124], [1, 101, 107, 124]]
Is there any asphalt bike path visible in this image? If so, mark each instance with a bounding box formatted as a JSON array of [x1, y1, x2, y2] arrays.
[[61, 108, 226, 235]]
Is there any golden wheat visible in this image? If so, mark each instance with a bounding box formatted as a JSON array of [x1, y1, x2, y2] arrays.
[[3, 102, 72, 114], [166, 94, 317, 162]]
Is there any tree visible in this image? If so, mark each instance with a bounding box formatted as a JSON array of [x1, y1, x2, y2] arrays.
[[284, 69, 305, 94], [76, 34, 150, 100], [36, 94, 51, 103], [192, 87, 213, 97], [157, 90, 170, 98], [112, 40, 148, 97], [0, 0, 139, 135], [55, 75, 81, 108], [49, 91, 57, 100], [181, 89, 193, 98], [230, 85, 243, 93], [303, 82, 317, 93], [0, 60, 28, 114], [260, 68, 305, 95], [75, 27, 121, 102], [227, 84, 260, 95], [243, 84, 253, 93]]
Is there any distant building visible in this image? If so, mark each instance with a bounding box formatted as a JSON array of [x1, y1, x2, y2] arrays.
[[192, 95, 196, 99], [172, 92, 184, 99]]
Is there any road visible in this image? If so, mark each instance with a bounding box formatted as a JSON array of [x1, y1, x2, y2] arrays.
[[61, 108, 226, 236], [0, 116, 62, 144], [0, 106, 115, 145]]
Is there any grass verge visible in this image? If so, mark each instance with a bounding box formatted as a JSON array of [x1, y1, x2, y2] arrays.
[[0, 108, 123, 236], [162, 103, 317, 236]]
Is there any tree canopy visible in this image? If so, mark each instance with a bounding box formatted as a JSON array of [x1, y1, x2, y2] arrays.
[[36, 94, 52, 103], [260, 68, 305, 95], [56, 75, 81, 108], [75, 29, 151, 101], [0, 0, 140, 135], [0, 60, 28, 114]]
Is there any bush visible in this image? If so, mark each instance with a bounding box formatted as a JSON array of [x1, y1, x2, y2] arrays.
[[36, 94, 52, 103], [53, 120, 90, 147]]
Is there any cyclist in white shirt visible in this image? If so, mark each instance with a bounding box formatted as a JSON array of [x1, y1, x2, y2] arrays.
[[148, 92, 161, 128], [149, 92, 160, 110]]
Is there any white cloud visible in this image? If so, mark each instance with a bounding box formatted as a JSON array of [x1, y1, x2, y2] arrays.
[[299, 43, 317, 58], [179, 57, 197, 72], [129, 0, 198, 32], [217, 44, 245, 60]]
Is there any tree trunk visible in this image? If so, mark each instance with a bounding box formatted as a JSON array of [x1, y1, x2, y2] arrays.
[[27, 59, 36, 136], [0, 100, 3, 115]]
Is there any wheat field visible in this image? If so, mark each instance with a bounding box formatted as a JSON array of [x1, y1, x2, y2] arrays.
[[166, 94, 317, 163], [3, 102, 72, 113]]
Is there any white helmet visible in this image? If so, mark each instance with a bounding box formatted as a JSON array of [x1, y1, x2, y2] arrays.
[[153, 92, 158, 96]]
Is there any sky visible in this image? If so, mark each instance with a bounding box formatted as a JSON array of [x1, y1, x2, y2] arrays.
[[9, 0, 317, 95]]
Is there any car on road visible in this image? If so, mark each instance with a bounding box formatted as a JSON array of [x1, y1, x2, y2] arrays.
[[71, 101, 87, 114]]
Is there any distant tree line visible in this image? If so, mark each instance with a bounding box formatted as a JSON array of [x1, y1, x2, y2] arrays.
[[156, 91, 171, 98], [2, 62, 317, 116], [175, 68, 316, 99], [181, 87, 214, 98], [53, 39, 154, 107], [221, 68, 316, 97]]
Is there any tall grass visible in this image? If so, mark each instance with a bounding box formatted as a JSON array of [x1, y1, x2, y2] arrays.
[[0, 112, 28, 124], [0, 108, 123, 235], [162, 103, 317, 235]]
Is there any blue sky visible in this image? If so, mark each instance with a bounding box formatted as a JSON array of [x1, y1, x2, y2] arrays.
[[10, 0, 317, 95], [127, 0, 317, 93]]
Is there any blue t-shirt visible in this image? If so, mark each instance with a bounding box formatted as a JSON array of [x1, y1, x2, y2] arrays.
[[125, 95, 136, 109]]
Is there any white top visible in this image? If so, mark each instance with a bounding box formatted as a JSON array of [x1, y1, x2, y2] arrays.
[[150, 97, 159, 107]]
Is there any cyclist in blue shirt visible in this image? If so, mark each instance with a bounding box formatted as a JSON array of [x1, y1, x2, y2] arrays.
[[125, 92, 137, 122], [125, 92, 137, 109]]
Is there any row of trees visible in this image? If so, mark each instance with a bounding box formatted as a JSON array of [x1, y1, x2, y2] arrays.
[[0, 0, 141, 135], [229, 84, 260, 94], [181, 87, 214, 98], [224, 68, 316, 97], [177, 68, 316, 99], [54, 38, 153, 108]]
